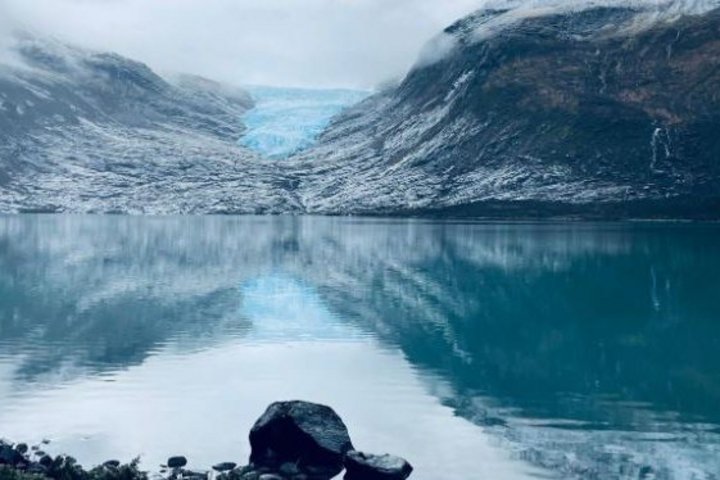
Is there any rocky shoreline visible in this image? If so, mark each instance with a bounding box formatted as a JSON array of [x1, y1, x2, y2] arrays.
[[0, 401, 413, 480]]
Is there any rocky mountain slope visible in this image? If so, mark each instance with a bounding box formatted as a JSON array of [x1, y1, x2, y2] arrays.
[[1, 2, 719, 217], [0, 35, 298, 214], [292, 3, 720, 218]]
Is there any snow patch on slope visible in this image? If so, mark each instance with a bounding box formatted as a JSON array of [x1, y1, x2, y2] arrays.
[[414, 0, 720, 68]]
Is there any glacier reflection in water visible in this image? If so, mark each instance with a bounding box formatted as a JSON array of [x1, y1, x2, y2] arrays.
[[0, 216, 719, 480]]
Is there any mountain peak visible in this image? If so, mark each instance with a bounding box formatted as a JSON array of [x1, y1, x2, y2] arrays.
[[289, 3, 720, 218]]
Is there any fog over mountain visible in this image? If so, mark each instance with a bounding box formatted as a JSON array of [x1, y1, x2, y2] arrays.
[[291, 0, 720, 218], [0, 0, 719, 217], [0, 0, 483, 89], [4, 0, 717, 88]]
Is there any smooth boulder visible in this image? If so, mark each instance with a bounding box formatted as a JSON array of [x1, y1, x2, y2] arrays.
[[249, 400, 353, 478], [344, 451, 413, 480]]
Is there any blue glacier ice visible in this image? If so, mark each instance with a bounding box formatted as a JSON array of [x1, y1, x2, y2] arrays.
[[240, 86, 369, 158]]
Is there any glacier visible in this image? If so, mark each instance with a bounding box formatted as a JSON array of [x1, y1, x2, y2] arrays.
[[239, 86, 368, 158], [2, 3, 720, 217]]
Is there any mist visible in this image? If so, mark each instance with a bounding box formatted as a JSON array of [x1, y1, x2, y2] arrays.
[[0, 0, 483, 89]]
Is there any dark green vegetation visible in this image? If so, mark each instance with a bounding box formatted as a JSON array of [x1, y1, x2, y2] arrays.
[[0, 467, 43, 480], [0, 444, 146, 480]]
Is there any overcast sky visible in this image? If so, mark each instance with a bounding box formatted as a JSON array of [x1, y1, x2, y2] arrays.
[[1, 0, 484, 89]]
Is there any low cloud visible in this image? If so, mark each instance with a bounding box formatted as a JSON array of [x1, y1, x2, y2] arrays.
[[414, 0, 720, 69], [3, 0, 717, 88], [0, 0, 482, 89]]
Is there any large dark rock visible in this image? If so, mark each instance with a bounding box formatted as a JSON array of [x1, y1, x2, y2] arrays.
[[344, 451, 413, 480], [249, 400, 353, 478]]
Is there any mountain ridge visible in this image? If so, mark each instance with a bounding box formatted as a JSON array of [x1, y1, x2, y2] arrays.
[[0, 34, 299, 214], [1, 4, 719, 218], [289, 4, 720, 218]]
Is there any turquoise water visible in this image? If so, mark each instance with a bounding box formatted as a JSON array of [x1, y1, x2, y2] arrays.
[[0, 216, 719, 479], [239, 87, 368, 158]]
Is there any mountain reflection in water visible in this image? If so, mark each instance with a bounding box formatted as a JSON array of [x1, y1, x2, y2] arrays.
[[0, 216, 718, 479]]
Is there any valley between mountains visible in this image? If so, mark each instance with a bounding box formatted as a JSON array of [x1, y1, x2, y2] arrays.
[[1, 3, 719, 218]]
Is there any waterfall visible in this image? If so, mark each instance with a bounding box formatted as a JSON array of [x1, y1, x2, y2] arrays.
[[650, 127, 672, 172]]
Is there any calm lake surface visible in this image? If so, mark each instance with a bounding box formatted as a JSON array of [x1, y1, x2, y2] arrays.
[[0, 216, 719, 480]]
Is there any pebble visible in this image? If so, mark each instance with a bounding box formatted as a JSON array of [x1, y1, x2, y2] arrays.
[[212, 462, 237, 472], [168, 456, 188, 469]]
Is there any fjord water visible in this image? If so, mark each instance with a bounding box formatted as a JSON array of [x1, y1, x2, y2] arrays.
[[0, 217, 719, 479]]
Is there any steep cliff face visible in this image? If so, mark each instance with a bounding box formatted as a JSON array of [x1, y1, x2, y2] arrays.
[[0, 35, 298, 214], [293, 5, 720, 218]]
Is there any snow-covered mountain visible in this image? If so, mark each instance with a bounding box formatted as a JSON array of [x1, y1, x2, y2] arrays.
[[0, 34, 298, 214], [2, 1, 720, 217], [291, 2, 720, 218]]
